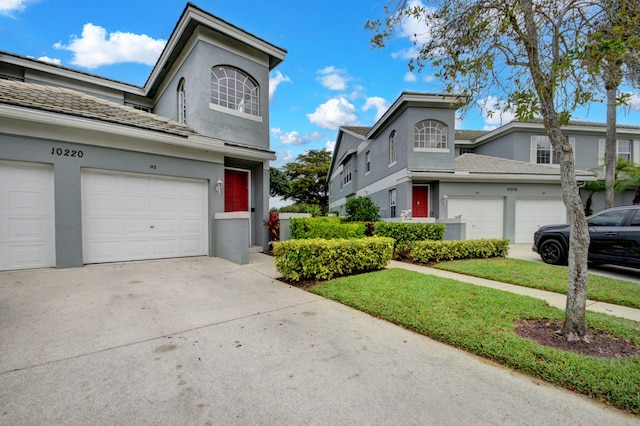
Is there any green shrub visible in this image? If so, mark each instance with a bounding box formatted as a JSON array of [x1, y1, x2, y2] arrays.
[[273, 237, 394, 282], [345, 196, 380, 222], [399, 239, 509, 263], [290, 217, 365, 239], [372, 222, 445, 243]]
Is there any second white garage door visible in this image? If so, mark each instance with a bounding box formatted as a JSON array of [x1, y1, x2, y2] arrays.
[[514, 198, 566, 243], [82, 169, 208, 264], [447, 197, 504, 240]]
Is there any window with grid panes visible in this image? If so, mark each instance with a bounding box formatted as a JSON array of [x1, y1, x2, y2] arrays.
[[211, 66, 259, 116], [415, 120, 447, 149]]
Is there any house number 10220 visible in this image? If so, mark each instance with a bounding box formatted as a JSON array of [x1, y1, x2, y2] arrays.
[[51, 147, 83, 158]]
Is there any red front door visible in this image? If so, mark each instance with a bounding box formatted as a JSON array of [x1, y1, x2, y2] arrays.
[[412, 186, 429, 217], [225, 169, 249, 212]]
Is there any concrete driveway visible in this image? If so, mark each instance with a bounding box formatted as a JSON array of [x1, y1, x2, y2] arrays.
[[1, 256, 637, 425]]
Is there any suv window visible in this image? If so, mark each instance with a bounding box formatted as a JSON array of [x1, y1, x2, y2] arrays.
[[630, 210, 640, 226], [588, 209, 629, 226]]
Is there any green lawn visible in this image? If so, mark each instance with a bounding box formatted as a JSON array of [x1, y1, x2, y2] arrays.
[[310, 268, 640, 414], [432, 258, 640, 309]]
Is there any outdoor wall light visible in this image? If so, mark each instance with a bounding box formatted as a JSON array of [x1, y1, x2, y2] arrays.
[[216, 178, 223, 194], [441, 194, 448, 205]]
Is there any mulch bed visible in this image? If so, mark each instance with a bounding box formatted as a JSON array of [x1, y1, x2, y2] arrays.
[[515, 318, 640, 359]]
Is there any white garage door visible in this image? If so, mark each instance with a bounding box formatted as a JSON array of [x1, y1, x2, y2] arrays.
[[0, 161, 55, 271], [82, 169, 208, 264], [447, 197, 504, 240], [515, 198, 566, 243]]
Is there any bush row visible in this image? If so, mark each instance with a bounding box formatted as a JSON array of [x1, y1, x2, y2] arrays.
[[273, 237, 394, 282], [396, 239, 509, 263], [290, 218, 444, 242], [372, 222, 445, 243], [290, 217, 365, 239]]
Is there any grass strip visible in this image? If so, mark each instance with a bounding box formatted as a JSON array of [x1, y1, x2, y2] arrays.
[[311, 268, 640, 413], [433, 258, 640, 309]]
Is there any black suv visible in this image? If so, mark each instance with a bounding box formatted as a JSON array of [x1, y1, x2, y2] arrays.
[[532, 205, 640, 268]]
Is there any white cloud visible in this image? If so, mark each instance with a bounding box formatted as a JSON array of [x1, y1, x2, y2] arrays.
[[478, 96, 515, 129], [325, 140, 336, 152], [271, 128, 323, 145], [362, 96, 390, 122], [624, 93, 640, 110], [307, 97, 359, 130], [392, 0, 436, 60], [404, 72, 417, 83], [37, 56, 62, 65], [422, 74, 436, 83], [0, 0, 31, 16], [54, 23, 166, 69], [269, 70, 291, 100], [317, 66, 350, 91], [279, 150, 294, 162]]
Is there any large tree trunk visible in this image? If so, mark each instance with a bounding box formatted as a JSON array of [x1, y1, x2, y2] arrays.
[[549, 127, 591, 342], [521, 0, 591, 342]]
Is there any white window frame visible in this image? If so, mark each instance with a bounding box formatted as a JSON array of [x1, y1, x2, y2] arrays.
[[177, 78, 186, 124], [598, 139, 637, 165], [210, 66, 261, 120], [530, 135, 575, 164], [341, 162, 352, 188], [389, 188, 397, 218], [414, 120, 449, 152], [389, 130, 397, 166], [365, 151, 371, 174]]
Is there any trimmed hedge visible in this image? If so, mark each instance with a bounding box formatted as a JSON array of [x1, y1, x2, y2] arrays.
[[273, 237, 394, 282], [396, 239, 509, 263], [290, 217, 365, 239], [372, 222, 445, 243]]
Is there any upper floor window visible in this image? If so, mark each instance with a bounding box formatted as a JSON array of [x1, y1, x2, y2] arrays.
[[389, 130, 397, 165], [598, 139, 636, 165], [532, 135, 575, 164], [341, 162, 352, 188], [177, 78, 186, 124], [211, 66, 259, 116], [365, 151, 371, 173], [415, 120, 448, 150]]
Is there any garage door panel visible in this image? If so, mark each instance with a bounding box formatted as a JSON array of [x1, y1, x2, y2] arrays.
[[515, 199, 566, 243], [0, 161, 55, 271], [447, 198, 504, 240], [82, 170, 208, 264]]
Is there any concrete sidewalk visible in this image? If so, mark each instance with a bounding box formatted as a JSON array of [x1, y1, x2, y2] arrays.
[[1, 255, 638, 425]]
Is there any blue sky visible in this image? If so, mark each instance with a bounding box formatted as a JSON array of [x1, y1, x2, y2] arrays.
[[2, 0, 640, 170]]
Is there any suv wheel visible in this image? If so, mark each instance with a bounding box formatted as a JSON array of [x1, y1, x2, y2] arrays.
[[539, 239, 566, 265]]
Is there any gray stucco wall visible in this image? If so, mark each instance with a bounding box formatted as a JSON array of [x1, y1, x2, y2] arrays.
[[154, 40, 270, 149], [1, 132, 226, 268], [404, 107, 456, 172]]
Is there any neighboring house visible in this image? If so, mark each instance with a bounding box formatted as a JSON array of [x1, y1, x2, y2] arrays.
[[0, 3, 286, 271], [328, 91, 640, 243]]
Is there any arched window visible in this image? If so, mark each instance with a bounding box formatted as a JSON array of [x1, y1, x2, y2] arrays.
[[211, 66, 259, 116], [415, 120, 448, 149], [389, 130, 396, 165], [177, 78, 186, 124]]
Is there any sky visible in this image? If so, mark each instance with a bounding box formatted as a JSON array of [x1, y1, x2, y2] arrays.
[[2, 0, 640, 172]]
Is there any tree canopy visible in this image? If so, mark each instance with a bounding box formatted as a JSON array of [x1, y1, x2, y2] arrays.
[[269, 167, 291, 198], [282, 149, 332, 214]]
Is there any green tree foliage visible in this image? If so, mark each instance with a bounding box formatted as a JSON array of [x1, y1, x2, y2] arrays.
[[282, 149, 332, 214], [615, 158, 640, 204], [581, 0, 640, 208], [269, 167, 291, 198], [367, 0, 623, 341], [345, 196, 381, 222]]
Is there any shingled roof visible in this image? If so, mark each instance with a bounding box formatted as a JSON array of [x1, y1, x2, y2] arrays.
[[0, 79, 197, 137], [455, 153, 594, 177]]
